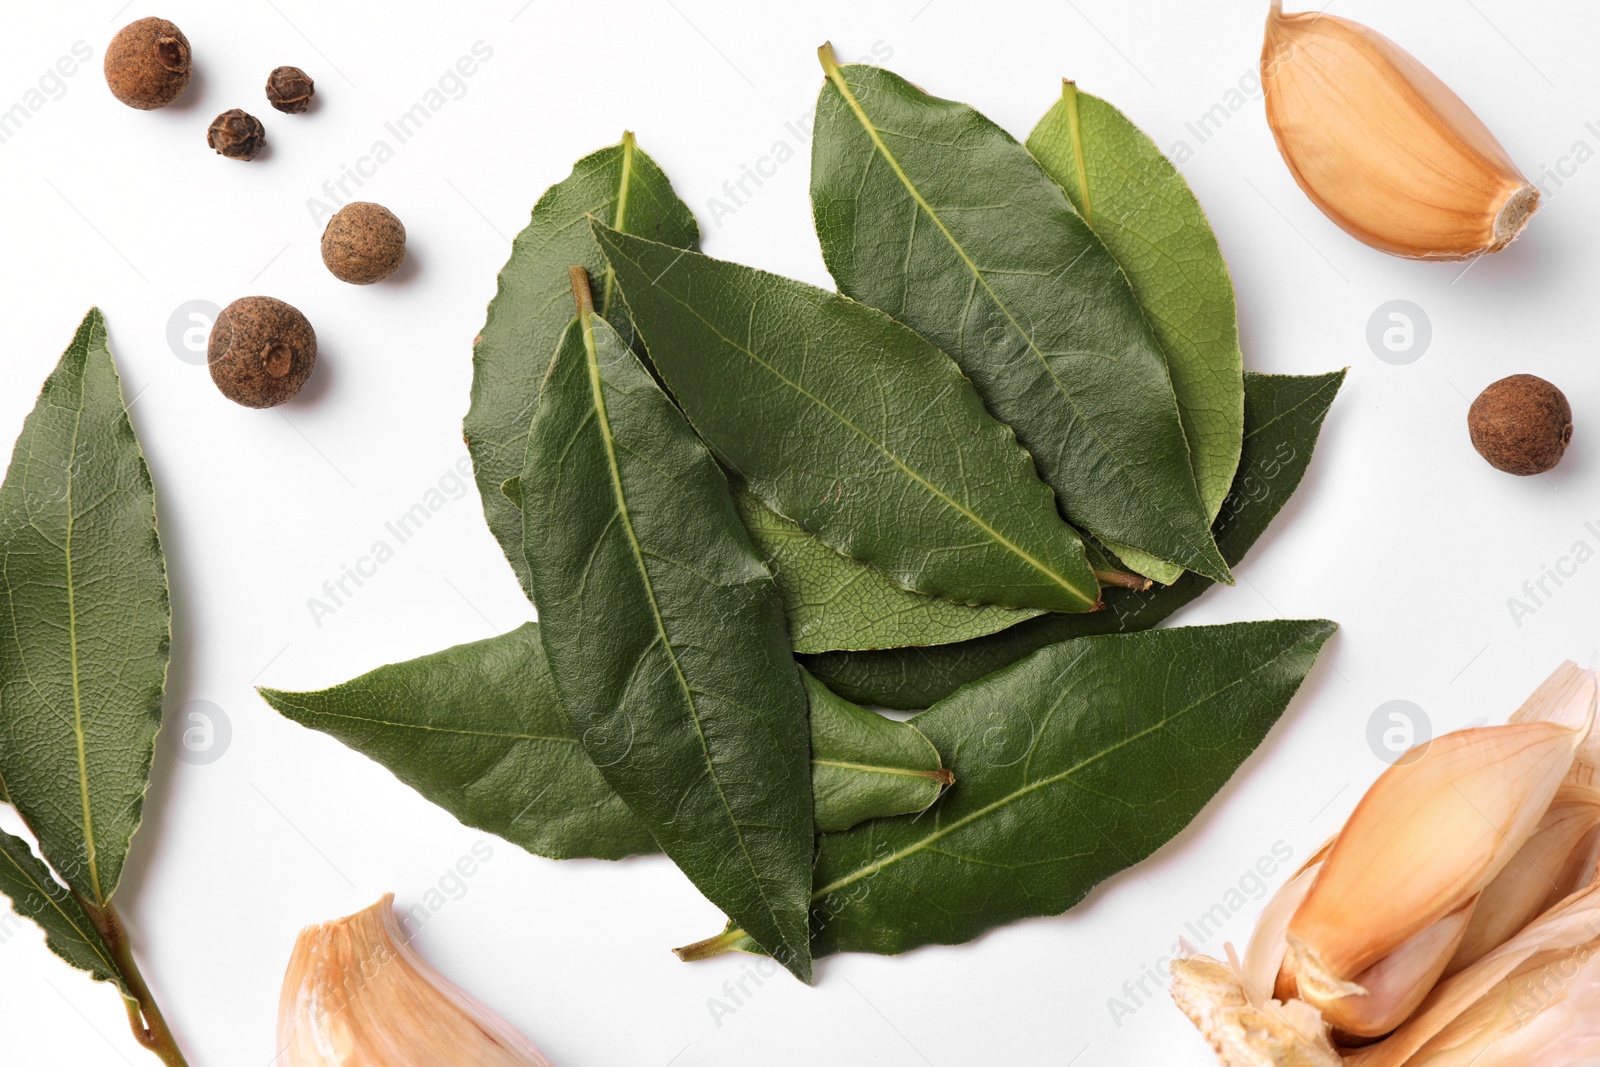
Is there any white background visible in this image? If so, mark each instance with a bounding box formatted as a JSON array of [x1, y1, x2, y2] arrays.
[[0, 1, 1595, 1064]]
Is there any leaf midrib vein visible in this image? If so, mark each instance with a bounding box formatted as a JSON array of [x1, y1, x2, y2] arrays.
[[60, 350, 103, 906], [579, 310, 790, 944]]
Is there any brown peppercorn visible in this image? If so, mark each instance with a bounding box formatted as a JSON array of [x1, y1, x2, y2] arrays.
[[321, 202, 407, 284], [265, 65, 315, 114], [1468, 374, 1573, 476], [207, 109, 266, 160], [208, 297, 316, 408], [104, 17, 192, 110]]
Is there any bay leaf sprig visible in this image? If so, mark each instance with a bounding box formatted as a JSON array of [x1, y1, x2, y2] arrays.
[[276, 60, 1345, 985], [811, 45, 1233, 586], [520, 272, 816, 979], [0, 311, 189, 1065]]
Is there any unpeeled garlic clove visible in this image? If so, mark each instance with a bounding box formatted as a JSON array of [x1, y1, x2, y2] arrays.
[[1347, 875, 1600, 1067], [278, 894, 555, 1067], [1286, 719, 1584, 992], [1445, 782, 1600, 976], [1262, 2, 1538, 260], [1296, 897, 1476, 1039], [1400, 938, 1600, 1066]]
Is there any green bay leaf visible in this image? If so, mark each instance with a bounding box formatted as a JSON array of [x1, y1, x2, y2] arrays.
[[736, 487, 1041, 653], [593, 223, 1101, 615], [0, 828, 124, 991], [803, 371, 1345, 708], [810, 52, 1229, 585], [803, 671, 950, 834], [467, 134, 698, 595], [0, 309, 170, 906], [260, 627, 949, 854], [260, 623, 655, 861], [1027, 83, 1245, 584], [523, 304, 814, 979], [697, 620, 1334, 960]]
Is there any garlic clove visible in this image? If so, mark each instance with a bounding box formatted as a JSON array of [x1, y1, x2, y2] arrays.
[[278, 894, 555, 1067], [1296, 897, 1476, 1039], [1399, 939, 1600, 1066], [1286, 718, 1584, 988], [1262, 2, 1538, 260], [1445, 782, 1600, 976], [1346, 873, 1600, 1067], [1170, 955, 1339, 1067]]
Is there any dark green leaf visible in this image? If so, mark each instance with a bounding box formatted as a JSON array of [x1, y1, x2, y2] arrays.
[[0, 309, 169, 906], [1027, 83, 1245, 584], [803, 371, 1345, 707], [701, 620, 1334, 960], [522, 305, 814, 979], [803, 670, 950, 833], [0, 828, 124, 991], [260, 627, 948, 854], [259, 623, 655, 861], [736, 487, 1041, 653], [810, 52, 1229, 585], [808, 620, 1335, 956], [467, 134, 699, 595], [593, 222, 1101, 615]]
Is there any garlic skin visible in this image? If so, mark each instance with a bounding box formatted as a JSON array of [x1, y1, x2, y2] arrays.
[[278, 895, 554, 1067], [1262, 2, 1538, 260]]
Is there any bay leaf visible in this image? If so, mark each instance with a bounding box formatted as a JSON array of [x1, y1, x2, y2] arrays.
[[0, 309, 169, 907], [466, 133, 699, 595], [0, 828, 124, 990], [735, 487, 1041, 654], [809, 50, 1230, 585], [260, 623, 656, 862], [260, 626, 949, 854], [522, 299, 814, 979], [1027, 82, 1246, 585], [803, 670, 950, 834], [693, 619, 1335, 960], [593, 222, 1102, 615], [803, 371, 1345, 708]]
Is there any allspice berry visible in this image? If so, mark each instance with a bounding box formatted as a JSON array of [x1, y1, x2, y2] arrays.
[[207, 109, 266, 160], [208, 297, 316, 408], [266, 65, 315, 114], [321, 202, 406, 284], [1468, 374, 1573, 476], [104, 17, 192, 110]]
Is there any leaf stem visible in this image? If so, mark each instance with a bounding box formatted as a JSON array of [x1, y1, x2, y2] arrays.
[[1094, 569, 1154, 592], [673, 924, 750, 962], [569, 266, 595, 317], [92, 902, 190, 1066], [1060, 80, 1092, 226]]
